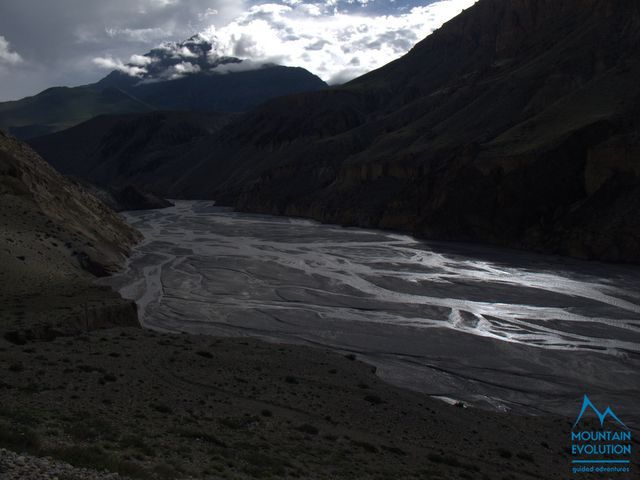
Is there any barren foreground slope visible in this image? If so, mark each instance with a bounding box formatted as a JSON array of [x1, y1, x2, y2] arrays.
[[0, 129, 140, 338], [2, 328, 616, 480]]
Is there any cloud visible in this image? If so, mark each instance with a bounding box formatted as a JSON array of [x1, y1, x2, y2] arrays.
[[129, 54, 154, 66], [199, 8, 219, 20], [211, 59, 271, 74], [171, 61, 201, 78], [0, 35, 23, 64], [201, 0, 478, 84], [103, 27, 171, 43], [93, 56, 148, 77], [0, 0, 477, 100], [0, 0, 246, 100], [92, 34, 217, 81]]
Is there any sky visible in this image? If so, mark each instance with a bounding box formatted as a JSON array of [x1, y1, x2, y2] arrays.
[[0, 0, 476, 101]]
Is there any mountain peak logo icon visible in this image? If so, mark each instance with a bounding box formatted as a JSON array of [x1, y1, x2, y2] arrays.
[[573, 395, 628, 430]]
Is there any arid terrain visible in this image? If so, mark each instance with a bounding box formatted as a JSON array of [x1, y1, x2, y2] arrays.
[[1, 133, 637, 479], [1, 0, 639, 478], [1, 324, 612, 480]]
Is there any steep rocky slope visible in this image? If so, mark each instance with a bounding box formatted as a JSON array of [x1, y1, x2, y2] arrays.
[[0, 129, 141, 336], [66, 180, 174, 213], [30, 111, 235, 190]]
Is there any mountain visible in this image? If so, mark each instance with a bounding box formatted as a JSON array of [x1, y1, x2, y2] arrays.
[[0, 86, 152, 139], [65, 178, 174, 212], [0, 129, 140, 336], [30, 111, 235, 190], [96, 35, 327, 113], [32, 0, 640, 262], [0, 36, 326, 139], [177, 0, 640, 263]]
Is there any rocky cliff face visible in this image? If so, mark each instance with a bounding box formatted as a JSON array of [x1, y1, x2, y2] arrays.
[[0, 129, 141, 337]]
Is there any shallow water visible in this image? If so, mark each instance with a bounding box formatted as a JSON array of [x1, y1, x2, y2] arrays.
[[104, 201, 640, 422]]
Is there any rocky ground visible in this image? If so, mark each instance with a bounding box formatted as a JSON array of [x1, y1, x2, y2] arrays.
[[0, 448, 127, 480], [0, 129, 140, 476], [0, 128, 141, 340], [3, 322, 638, 480]]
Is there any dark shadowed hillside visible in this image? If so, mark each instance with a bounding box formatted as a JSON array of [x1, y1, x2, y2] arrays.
[[34, 0, 640, 262], [30, 111, 235, 190], [0, 129, 140, 335], [98, 64, 329, 114], [94, 36, 328, 113], [0, 86, 152, 139], [184, 0, 640, 262]]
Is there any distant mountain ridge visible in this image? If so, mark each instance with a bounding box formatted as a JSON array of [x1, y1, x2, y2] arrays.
[[33, 0, 640, 262], [96, 34, 243, 86], [0, 86, 152, 139], [95, 34, 326, 113], [30, 110, 235, 190], [0, 36, 327, 138]]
